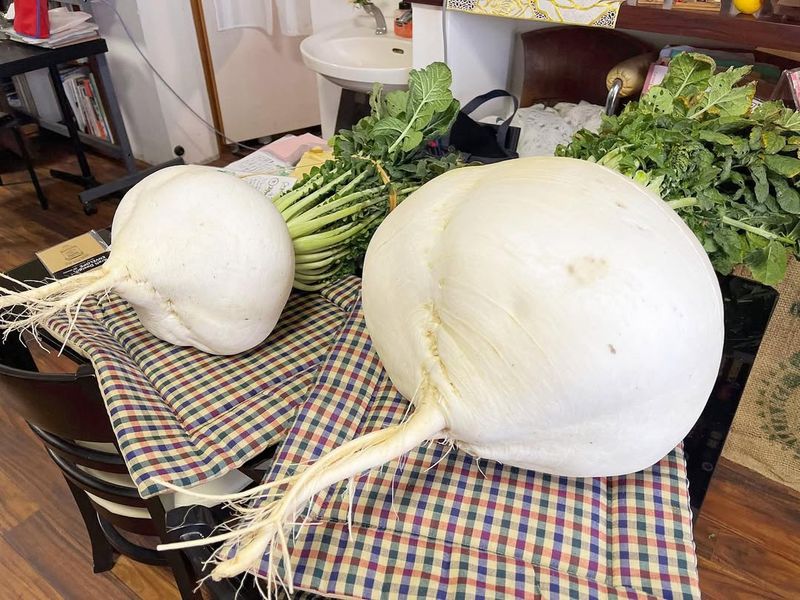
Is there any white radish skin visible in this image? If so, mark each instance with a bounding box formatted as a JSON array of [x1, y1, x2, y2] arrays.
[[158, 157, 724, 587], [0, 165, 295, 355]]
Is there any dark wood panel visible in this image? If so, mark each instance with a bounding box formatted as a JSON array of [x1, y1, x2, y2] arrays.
[[697, 459, 800, 560], [3, 511, 138, 599], [694, 459, 800, 598], [697, 556, 784, 600], [695, 522, 800, 597], [0, 537, 64, 600], [110, 556, 181, 600]]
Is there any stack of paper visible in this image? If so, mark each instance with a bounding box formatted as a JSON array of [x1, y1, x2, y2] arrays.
[[3, 7, 99, 49]]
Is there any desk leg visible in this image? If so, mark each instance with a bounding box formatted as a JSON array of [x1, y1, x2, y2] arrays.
[[47, 65, 98, 189], [94, 54, 136, 175]]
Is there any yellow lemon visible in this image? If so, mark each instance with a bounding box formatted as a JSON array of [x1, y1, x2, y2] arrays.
[[734, 0, 761, 14]]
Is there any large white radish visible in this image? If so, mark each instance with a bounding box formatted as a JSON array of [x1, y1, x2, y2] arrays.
[[0, 165, 294, 355], [159, 157, 723, 587]]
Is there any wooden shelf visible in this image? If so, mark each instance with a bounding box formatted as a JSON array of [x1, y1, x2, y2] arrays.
[[410, 2, 800, 52]]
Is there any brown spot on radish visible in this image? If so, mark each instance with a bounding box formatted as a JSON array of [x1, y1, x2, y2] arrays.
[[615, 201, 627, 209], [566, 257, 609, 285], [608, 344, 617, 354]]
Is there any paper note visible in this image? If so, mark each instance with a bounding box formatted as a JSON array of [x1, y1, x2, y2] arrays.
[[234, 174, 297, 200], [36, 231, 109, 279], [224, 150, 292, 176]]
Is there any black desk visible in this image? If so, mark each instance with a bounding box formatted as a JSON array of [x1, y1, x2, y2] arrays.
[[0, 38, 109, 77], [0, 38, 182, 213]]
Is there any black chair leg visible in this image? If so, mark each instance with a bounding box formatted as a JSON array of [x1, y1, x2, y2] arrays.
[[10, 124, 48, 209], [64, 478, 117, 573], [146, 498, 202, 600]]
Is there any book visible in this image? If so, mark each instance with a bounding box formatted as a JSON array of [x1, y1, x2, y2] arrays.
[[36, 231, 110, 280], [57, 67, 114, 142]]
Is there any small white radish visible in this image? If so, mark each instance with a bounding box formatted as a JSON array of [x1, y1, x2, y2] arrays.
[[0, 165, 294, 355]]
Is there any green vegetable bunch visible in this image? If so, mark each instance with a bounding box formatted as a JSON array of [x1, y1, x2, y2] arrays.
[[558, 52, 800, 286], [277, 62, 461, 290]]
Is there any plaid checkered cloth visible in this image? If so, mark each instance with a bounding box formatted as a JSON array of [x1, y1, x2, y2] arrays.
[[259, 284, 701, 599], [47, 276, 699, 598], [46, 277, 361, 498]]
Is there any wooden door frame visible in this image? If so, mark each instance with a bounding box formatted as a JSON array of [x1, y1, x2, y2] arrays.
[[189, 0, 226, 153]]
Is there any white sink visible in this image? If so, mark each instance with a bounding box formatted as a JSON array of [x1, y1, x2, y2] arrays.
[[300, 27, 412, 93]]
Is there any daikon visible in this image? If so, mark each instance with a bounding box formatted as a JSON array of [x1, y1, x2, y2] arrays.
[[0, 165, 294, 355], [162, 157, 724, 589]]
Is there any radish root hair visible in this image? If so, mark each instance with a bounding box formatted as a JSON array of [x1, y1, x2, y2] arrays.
[[0, 268, 119, 343], [157, 400, 449, 597]]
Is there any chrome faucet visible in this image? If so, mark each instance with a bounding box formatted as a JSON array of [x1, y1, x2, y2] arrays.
[[360, 2, 387, 35]]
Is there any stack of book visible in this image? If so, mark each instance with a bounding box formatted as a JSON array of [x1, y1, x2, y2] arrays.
[[60, 66, 114, 143], [4, 61, 114, 144]]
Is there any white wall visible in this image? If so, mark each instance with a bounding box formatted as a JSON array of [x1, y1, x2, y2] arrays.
[[310, 0, 396, 33], [92, 0, 218, 165], [201, 0, 320, 142]]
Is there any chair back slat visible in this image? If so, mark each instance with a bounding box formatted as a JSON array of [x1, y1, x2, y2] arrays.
[[0, 337, 116, 443]]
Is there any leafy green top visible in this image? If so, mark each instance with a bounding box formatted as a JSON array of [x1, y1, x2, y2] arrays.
[[331, 62, 460, 164], [558, 52, 800, 286]]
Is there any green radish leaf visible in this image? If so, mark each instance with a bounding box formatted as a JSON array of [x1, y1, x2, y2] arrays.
[[745, 240, 787, 286], [764, 154, 800, 178], [761, 130, 787, 154], [425, 99, 461, 138], [697, 130, 734, 145], [690, 72, 754, 118], [384, 90, 407, 118], [402, 129, 424, 152], [371, 116, 407, 140], [750, 163, 770, 204], [369, 83, 384, 120], [751, 101, 785, 123], [771, 177, 800, 214], [660, 52, 715, 98], [746, 231, 770, 249], [407, 62, 455, 114], [641, 87, 674, 114], [749, 126, 763, 150], [713, 228, 743, 261], [777, 109, 800, 132]]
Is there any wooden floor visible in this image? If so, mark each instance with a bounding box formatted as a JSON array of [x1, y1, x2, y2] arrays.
[[1, 137, 799, 599]]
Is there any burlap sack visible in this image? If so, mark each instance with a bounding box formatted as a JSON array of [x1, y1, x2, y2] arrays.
[[722, 257, 800, 492]]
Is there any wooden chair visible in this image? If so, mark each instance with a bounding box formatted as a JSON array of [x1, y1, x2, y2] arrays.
[[520, 26, 653, 108], [0, 334, 199, 599]]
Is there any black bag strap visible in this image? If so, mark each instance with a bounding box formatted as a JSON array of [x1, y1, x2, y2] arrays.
[[460, 89, 520, 147]]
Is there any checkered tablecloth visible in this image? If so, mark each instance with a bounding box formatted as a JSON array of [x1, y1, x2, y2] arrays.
[[46, 277, 360, 497], [258, 284, 700, 599], [49, 276, 699, 598]]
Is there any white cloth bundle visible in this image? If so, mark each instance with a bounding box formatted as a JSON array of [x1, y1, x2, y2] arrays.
[[512, 102, 604, 158]]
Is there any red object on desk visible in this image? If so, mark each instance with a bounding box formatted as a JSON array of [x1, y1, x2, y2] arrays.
[[13, 0, 50, 39]]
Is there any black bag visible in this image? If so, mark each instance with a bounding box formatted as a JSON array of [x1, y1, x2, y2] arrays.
[[447, 90, 520, 163]]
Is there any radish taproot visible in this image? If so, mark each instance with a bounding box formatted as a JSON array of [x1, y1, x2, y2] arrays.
[[158, 157, 724, 589], [0, 165, 294, 355]]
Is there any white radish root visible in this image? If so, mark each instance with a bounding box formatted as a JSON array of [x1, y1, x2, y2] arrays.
[[0, 268, 120, 342], [157, 400, 448, 591]]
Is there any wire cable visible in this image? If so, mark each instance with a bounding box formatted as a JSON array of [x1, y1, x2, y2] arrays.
[[441, 1, 449, 65], [91, 0, 258, 152]]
